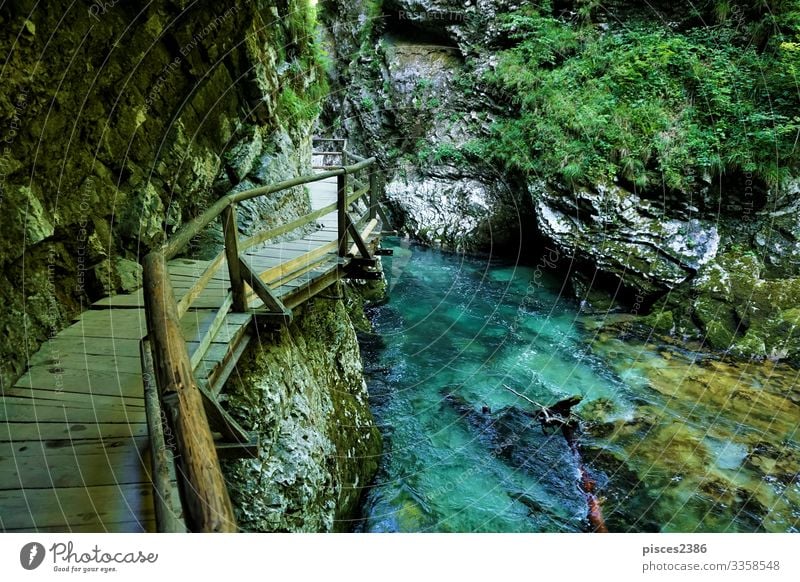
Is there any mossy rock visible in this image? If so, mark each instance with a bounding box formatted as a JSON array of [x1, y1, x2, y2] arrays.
[[729, 332, 767, 360], [642, 310, 674, 334], [704, 320, 737, 351], [693, 295, 739, 350], [761, 308, 800, 361], [723, 252, 761, 299]]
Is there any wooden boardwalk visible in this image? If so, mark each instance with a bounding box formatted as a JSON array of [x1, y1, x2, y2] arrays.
[[0, 170, 383, 532]]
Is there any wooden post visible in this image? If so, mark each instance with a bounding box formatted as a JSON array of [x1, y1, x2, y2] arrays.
[[369, 170, 379, 221], [142, 251, 237, 533], [337, 172, 349, 257], [140, 339, 184, 533], [222, 204, 247, 312]]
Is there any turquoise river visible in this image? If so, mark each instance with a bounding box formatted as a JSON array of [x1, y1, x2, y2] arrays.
[[355, 238, 800, 533]]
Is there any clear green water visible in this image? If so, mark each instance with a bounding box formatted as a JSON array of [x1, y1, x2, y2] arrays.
[[357, 238, 800, 532]]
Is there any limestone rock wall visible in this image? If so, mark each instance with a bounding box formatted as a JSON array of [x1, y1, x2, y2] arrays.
[[319, 0, 534, 254], [221, 291, 382, 532]]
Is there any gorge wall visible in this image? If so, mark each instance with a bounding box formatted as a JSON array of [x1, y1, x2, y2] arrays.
[[319, 0, 800, 364]]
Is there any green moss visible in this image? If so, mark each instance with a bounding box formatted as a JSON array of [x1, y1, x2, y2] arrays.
[[643, 310, 674, 334], [277, 86, 323, 124], [762, 307, 800, 361], [704, 320, 737, 350], [730, 331, 767, 360], [690, 248, 800, 359]]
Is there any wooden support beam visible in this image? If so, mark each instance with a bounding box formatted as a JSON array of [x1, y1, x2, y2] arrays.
[[142, 251, 237, 533], [346, 213, 372, 259], [348, 257, 379, 268], [140, 339, 184, 533], [196, 380, 252, 444], [377, 203, 392, 229], [222, 204, 248, 312], [206, 333, 254, 397], [345, 271, 383, 281], [337, 172, 348, 257], [238, 256, 293, 325], [215, 439, 259, 460], [349, 218, 379, 257], [189, 292, 234, 370], [281, 265, 346, 310]]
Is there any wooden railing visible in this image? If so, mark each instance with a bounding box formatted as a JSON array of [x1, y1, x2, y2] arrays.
[[140, 140, 382, 532]]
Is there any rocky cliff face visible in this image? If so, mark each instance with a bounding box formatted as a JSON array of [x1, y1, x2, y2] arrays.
[[221, 289, 382, 532], [320, 0, 800, 363], [319, 0, 534, 253], [0, 0, 322, 387]]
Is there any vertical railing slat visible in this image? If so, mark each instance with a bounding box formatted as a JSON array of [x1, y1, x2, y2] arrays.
[[369, 170, 379, 221], [222, 204, 248, 312], [337, 172, 349, 257]]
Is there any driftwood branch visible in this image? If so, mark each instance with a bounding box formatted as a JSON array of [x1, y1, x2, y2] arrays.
[[501, 384, 579, 428]]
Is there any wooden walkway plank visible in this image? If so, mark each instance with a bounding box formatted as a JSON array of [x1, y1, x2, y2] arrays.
[[61, 310, 147, 340], [22, 353, 145, 375], [0, 395, 140, 415], [92, 291, 146, 309], [0, 483, 160, 530], [0, 450, 152, 490], [14, 367, 144, 399], [0, 403, 145, 424], [3, 520, 155, 533], [26, 336, 143, 362], [1, 422, 149, 441], [0, 436, 150, 459], [1, 387, 145, 409]]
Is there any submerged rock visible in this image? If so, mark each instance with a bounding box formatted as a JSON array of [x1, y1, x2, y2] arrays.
[[440, 390, 591, 530], [586, 335, 800, 532]]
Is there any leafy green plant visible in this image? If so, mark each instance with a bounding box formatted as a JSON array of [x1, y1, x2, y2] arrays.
[[477, 4, 800, 193], [278, 86, 322, 124]]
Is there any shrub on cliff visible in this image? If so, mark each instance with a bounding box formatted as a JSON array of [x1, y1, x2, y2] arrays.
[[476, 2, 800, 193]]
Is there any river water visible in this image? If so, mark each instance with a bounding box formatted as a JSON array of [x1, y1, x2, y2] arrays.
[[356, 238, 800, 532]]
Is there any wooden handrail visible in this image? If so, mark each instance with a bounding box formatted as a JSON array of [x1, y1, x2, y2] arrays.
[[343, 150, 366, 163], [161, 157, 376, 261], [229, 158, 375, 203]]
